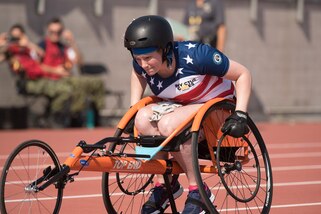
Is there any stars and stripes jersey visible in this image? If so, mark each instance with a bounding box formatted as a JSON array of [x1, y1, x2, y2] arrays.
[[133, 41, 235, 104]]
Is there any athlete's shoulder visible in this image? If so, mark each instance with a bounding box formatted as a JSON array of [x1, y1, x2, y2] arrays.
[[175, 41, 229, 77], [175, 41, 215, 58], [175, 41, 201, 52]]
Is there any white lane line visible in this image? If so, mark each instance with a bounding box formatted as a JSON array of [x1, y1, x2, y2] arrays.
[[5, 194, 103, 203], [6, 175, 321, 189], [5, 194, 321, 212], [267, 142, 321, 149], [272, 165, 321, 171], [0, 164, 54, 171], [222, 202, 321, 212], [0, 152, 71, 160], [269, 152, 321, 159], [274, 180, 321, 187], [272, 202, 321, 209]]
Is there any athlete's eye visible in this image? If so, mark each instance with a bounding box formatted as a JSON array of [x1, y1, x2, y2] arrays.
[[144, 56, 151, 61]]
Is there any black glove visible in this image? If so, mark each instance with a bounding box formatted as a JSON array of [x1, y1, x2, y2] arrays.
[[221, 110, 249, 138]]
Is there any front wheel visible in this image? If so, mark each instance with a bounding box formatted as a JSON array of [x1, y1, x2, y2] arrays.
[[0, 140, 63, 214]]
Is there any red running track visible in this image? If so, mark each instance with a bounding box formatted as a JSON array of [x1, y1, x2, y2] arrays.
[[1, 122, 321, 213]]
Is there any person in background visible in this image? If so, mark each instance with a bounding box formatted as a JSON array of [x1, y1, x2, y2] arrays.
[[184, 0, 226, 51], [30, 17, 105, 127], [1, 21, 105, 127], [0, 24, 44, 79], [38, 17, 82, 78]]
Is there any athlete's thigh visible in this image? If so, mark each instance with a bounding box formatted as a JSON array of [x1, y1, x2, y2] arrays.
[[158, 103, 203, 135]]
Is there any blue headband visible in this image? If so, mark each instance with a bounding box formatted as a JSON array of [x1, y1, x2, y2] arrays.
[[132, 47, 157, 55]]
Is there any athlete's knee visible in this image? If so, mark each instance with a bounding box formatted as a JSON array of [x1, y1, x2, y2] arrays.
[[135, 107, 153, 134], [158, 117, 176, 136]]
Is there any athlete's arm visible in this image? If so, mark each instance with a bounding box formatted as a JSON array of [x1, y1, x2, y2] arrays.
[[131, 69, 147, 106], [223, 59, 252, 112]]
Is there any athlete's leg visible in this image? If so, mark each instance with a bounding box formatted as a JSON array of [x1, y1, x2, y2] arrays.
[[135, 104, 168, 184], [137, 103, 202, 213], [158, 104, 203, 186], [159, 104, 212, 213]]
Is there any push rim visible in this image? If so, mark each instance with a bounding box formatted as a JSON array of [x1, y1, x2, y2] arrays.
[[191, 101, 273, 213]]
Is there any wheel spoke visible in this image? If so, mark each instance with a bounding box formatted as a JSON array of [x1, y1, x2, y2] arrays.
[[18, 153, 32, 183], [1, 141, 62, 214], [192, 102, 273, 213]]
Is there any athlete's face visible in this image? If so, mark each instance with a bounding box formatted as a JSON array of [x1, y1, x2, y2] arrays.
[[133, 50, 163, 76]]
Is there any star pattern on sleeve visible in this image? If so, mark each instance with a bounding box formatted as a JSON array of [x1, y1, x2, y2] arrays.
[[142, 72, 147, 78], [150, 77, 155, 85], [185, 43, 196, 49], [157, 81, 163, 90], [176, 68, 184, 76], [183, 55, 193, 64]]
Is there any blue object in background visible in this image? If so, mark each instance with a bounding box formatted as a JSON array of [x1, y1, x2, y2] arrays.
[[86, 101, 95, 129]]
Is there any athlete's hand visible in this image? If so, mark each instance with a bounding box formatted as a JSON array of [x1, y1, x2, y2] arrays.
[[221, 110, 249, 138]]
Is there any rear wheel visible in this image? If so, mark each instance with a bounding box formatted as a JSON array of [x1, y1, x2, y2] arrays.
[[191, 101, 273, 213], [0, 140, 63, 214]]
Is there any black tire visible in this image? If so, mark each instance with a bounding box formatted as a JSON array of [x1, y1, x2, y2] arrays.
[[191, 101, 273, 213], [102, 122, 156, 214], [0, 140, 63, 214]]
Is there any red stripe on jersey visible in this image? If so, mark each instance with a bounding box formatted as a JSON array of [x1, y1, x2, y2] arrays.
[[172, 75, 212, 103], [189, 77, 223, 103], [216, 83, 235, 98]]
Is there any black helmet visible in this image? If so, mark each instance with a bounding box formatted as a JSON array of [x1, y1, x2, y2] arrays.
[[124, 15, 173, 50]]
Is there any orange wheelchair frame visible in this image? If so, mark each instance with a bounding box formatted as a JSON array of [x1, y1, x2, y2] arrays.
[[66, 96, 234, 175], [0, 96, 273, 214]]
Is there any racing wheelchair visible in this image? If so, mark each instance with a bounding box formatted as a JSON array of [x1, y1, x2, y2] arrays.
[[0, 96, 273, 213]]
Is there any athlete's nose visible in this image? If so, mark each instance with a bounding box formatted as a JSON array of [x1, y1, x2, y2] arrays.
[[141, 60, 149, 70]]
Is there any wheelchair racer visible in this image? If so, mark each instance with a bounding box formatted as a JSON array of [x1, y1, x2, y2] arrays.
[[124, 15, 251, 214]]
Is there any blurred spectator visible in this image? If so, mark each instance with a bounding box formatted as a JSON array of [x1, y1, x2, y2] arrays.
[[0, 24, 44, 79], [38, 17, 82, 78], [184, 0, 226, 51], [1, 21, 105, 127], [35, 17, 105, 126]]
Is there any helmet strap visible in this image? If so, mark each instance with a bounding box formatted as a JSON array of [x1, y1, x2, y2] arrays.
[[163, 43, 173, 68], [129, 50, 137, 63]]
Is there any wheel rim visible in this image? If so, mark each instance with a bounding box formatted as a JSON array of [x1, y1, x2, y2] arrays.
[[217, 135, 261, 203], [1, 141, 62, 214], [191, 101, 273, 214]]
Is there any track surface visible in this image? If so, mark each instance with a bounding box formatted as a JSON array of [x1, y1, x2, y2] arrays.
[[1, 122, 321, 213]]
